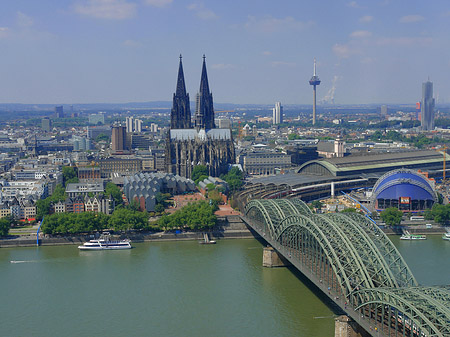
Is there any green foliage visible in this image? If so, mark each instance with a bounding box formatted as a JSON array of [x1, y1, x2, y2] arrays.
[[62, 166, 78, 186], [208, 189, 223, 204], [41, 212, 109, 235], [220, 167, 243, 192], [380, 207, 403, 226], [427, 203, 450, 224], [95, 133, 110, 142], [195, 175, 209, 185], [41, 208, 150, 235], [156, 200, 217, 231], [0, 217, 11, 236], [311, 200, 323, 210], [108, 208, 149, 232], [36, 184, 67, 219], [105, 182, 123, 205], [341, 208, 357, 213], [206, 183, 215, 191], [191, 165, 208, 182], [288, 133, 301, 140]]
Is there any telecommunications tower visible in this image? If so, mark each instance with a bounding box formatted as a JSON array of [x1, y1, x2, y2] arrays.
[[309, 58, 321, 125]]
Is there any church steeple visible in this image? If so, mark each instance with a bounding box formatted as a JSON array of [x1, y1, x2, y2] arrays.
[[171, 55, 191, 129], [195, 55, 215, 130]]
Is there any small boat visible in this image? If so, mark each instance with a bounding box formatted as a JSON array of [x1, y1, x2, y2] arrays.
[[199, 233, 216, 244], [78, 233, 131, 250], [400, 230, 426, 240], [442, 232, 450, 241]]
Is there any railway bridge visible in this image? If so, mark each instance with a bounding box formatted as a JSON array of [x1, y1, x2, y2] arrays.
[[242, 199, 450, 337]]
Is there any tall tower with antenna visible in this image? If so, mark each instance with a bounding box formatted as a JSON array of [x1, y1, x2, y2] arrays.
[[309, 58, 321, 125]]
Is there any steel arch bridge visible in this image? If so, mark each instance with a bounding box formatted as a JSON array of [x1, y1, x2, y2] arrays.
[[243, 199, 450, 337]]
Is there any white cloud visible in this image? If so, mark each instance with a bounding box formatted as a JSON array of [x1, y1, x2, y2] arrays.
[[144, 0, 172, 7], [244, 15, 314, 33], [399, 15, 425, 23], [332, 43, 360, 58], [74, 0, 137, 20], [271, 61, 296, 67], [347, 1, 362, 8], [17, 12, 34, 28], [359, 15, 373, 23], [0, 27, 10, 39], [123, 39, 143, 47], [211, 63, 236, 70], [188, 3, 218, 20], [262, 51, 271, 56], [350, 30, 372, 38]]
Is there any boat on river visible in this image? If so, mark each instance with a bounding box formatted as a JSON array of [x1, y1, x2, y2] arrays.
[[199, 233, 216, 244], [443, 232, 450, 241], [78, 233, 131, 250], [400, 231, 426, 240]]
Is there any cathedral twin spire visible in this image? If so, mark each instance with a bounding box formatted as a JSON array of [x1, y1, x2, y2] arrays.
[[171, 55, 215, 130]]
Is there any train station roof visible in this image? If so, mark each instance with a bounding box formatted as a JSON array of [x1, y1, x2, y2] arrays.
[[297, 150, 448, 176]]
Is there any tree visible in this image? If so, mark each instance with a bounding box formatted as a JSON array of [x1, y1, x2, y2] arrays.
[[341, 208, 357, 213], [191, 165, 208, 182], [105, 182, 123, 205], [0, 217, 10, 236], [221, 167, 244, 193], [311, 200, 323, 210], [62, 166, 77, 186], [380, 207, 403, 226]]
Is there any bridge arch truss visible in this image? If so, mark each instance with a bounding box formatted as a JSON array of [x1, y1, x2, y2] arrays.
[[244, 199, 450, 337]]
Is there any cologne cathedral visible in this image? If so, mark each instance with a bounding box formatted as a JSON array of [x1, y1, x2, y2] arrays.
[[165, 55, 235, 178]]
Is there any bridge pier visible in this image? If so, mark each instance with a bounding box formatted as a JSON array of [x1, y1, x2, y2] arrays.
[[262, 246, 290, 267], [335, 316, 371, 337]]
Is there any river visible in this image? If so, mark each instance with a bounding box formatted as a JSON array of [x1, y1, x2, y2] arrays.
[[1, 235, 449, 337]]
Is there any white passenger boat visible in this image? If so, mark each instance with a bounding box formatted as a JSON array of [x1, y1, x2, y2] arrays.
[[78, 233, 131, 250], [400, 231, 426, 240], [442, 232, 450, 241]]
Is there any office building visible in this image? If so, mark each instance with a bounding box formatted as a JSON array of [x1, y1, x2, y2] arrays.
[[89, 113, 105, 125], [272, 102, 283, 125], [134, 119, 142, 133], [42, 118, 52, 132], [55, 106, 64, 118], [421, 80, 435, 131], [111, 125, 127, 153]]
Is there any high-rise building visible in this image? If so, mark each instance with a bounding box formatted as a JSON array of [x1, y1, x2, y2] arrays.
[[171, 55, 191, 129], [126, 117, 134, 133], [421, 80, 435, 131], [272, 102, 283, 125], [111, 125, 126, 153], [134, 119, 142, 133], [42, 117, 51, 132], [381, 105, 388, 118], [55, 106, 64, 118], [150, 123, 158, 133]]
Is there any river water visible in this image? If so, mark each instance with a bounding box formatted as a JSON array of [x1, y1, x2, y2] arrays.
[[1, 236, 449, 337]]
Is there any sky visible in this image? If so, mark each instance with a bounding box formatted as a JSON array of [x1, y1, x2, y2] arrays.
[[0, 0, 449, 105]]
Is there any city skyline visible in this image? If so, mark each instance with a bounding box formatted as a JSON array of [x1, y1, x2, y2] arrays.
[[0, 1, 449, 105]]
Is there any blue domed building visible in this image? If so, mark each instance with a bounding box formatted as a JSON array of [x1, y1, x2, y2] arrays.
[[372, 169, 437, 211]]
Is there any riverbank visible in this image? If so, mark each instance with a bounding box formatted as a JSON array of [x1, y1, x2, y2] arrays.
[[0, 215, 255, 248]]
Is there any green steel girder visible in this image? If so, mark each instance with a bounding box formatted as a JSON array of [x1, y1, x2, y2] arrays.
[[342, 212, 417, 287], [355, 287, 450, 337], [244, 199, 450, 336], [325, 213, 397, 289], [276, 215, 350, 296]]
